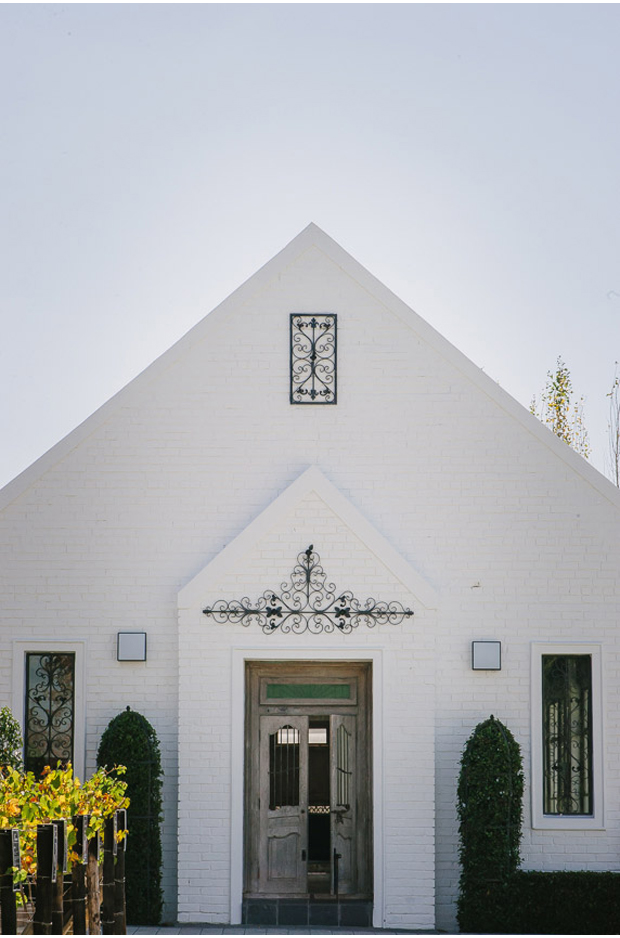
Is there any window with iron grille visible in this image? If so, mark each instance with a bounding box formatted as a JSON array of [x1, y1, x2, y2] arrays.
[[269, 725, 300, 810], [24, 652, 75, 776], [290, 314, 337, 404], [542, 654, 592, 815]]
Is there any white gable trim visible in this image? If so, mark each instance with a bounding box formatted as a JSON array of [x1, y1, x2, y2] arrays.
[[3, 223, 619, 512], [306, 227, 620, 507], [0, 224, 325, 510], [177, 465, 438, 610]]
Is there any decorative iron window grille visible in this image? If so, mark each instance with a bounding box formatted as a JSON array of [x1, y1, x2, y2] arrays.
[[269, 725, 300, 810], [203, 544, 414, 634], [24, 652, 75, 776], [290, 314, 337, 404], [542, 654, 593, 815], [335, 723, 351, 807]]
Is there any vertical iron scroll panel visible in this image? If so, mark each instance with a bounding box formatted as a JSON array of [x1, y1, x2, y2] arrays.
[[25, 653, 75, 776], [335, 724, 351, 807], [542, 654, 592, 815], [290, 314, 337, 404], [269, 726, 300, 810]]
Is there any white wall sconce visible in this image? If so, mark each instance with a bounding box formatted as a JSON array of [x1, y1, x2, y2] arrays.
[[472, 641, 501, 670], [117, 632, 147, 661]]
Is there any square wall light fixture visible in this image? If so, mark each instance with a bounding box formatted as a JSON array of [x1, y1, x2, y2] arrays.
[[472, 641, 501, 670], [117, 632, 147, 662]]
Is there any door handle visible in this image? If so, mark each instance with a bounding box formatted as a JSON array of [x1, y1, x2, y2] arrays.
[[301, 849, 306, 861]]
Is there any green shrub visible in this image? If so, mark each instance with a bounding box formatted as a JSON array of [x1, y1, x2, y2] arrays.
[[457, 715, 524, 933], [97, 707, 163, 925], [467, 870, 620, 934], [512, 871, 620, 934], [456, 718, 620, 934], [0, 706, 23, 773]]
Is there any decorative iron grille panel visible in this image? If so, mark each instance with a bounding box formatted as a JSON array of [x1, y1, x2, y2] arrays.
[[203, 544, 414, 634], [542, 654, 593, 815], [290, 314, 337, 404], [25, 653, 75, 776], [269, 725, 300, 810], [336, 724, 351, 807]]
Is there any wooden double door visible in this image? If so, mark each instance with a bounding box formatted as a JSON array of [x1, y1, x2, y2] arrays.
[[245, 662, 372, 899]]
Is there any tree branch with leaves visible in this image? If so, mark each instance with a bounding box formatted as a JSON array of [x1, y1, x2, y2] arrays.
[[530, 357, 590, 459]]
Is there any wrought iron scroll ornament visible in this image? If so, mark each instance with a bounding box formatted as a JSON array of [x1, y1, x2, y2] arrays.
[[25, 653, 75, 776], [290, 314, 337, 404], [203, 545, 414, 635]]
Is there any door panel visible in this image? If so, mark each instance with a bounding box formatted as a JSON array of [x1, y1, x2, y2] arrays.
[[330, 713, 356, 894], [258, 715, 308, 894]]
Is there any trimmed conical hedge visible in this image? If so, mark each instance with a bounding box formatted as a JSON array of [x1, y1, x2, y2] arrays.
[[97, 707, 163, 925], [457, 715, 524, 933]]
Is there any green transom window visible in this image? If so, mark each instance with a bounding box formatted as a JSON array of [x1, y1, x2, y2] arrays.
[[266, 683, 350, 700]]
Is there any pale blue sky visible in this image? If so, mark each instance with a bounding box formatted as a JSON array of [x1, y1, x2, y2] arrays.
[[1, 3, 619, 486]]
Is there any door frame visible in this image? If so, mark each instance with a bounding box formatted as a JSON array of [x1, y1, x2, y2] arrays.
[[230, 648, 384, 926], [245, 661, 371, 899]]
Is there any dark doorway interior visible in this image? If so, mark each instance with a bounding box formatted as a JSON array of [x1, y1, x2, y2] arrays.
[[308, 719, 330, 893]]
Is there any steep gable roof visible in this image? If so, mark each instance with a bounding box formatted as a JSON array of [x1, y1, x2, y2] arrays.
[[2, 222, 620, 511], [178, 465, 439, 610]]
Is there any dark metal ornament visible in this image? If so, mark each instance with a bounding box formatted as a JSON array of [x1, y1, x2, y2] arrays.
[[290, 314, 337, 404], [542, 654, 592, 815], [24, 653, 75, 776], [203, 545, 414, 635]]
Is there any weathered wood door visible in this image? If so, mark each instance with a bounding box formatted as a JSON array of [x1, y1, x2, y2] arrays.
[[330, 713, 356, 894], [258, 715, 308, 894], [245, 661, 372, 899]]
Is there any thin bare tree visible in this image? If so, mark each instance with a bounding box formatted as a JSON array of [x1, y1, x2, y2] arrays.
[[607, 364, 620, 486]]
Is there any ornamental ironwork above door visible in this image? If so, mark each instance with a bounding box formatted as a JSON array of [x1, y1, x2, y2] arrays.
[[203, 545, 414, 634]]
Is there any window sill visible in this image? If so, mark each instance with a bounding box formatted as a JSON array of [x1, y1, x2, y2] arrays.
[[532, 814, 605, 831]]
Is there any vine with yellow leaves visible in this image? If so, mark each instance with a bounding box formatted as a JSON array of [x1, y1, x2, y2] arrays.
[[0, 761, 129, 899]]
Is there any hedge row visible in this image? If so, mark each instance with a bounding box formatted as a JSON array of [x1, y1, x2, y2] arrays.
[[460, 870, 620, 934]]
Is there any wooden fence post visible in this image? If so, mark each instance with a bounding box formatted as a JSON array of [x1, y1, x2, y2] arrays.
[[71, 815, 89, 937], [114, 810, 127, 935], [34, 824, 56, 935], [101, 814, 116, 934], [51, 819, 66, 935], [0, 828, 18, 937], [71, 815, 88, 935], [86, 828, 101, 935]]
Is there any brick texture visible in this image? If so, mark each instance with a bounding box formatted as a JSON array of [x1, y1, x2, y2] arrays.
[[1, 232, 619, 930]]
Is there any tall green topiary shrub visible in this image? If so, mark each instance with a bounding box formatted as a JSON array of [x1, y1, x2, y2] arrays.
[[97, 707, 163, 925], [457, 715, 524, 933], [0, 706, 23, 773]]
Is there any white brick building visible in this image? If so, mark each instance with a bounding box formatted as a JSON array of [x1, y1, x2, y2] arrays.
[[1, 224, 619, 931]]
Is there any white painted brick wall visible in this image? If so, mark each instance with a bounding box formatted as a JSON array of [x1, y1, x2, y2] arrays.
[[1, 236, 619, 929]]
